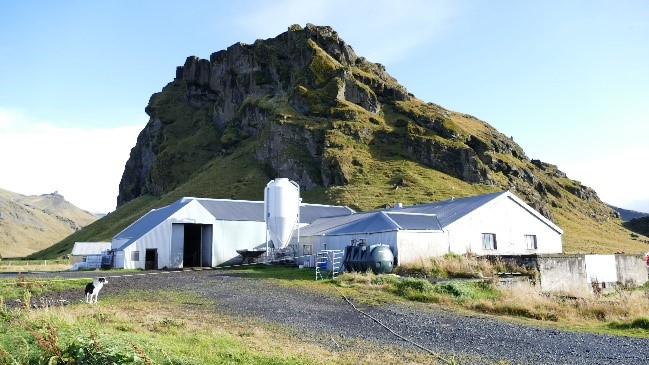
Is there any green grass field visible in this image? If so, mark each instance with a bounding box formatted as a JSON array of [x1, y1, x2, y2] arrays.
[[1, 264, 648, 364]]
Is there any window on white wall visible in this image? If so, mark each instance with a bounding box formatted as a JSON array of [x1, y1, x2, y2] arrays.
[[482, 233, 497, 250], [525, 235, 538, 250], [131, 251, 140, 261], [303, 245, 313, 255]]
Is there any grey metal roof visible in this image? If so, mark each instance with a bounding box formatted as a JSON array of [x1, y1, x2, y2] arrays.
[[300, 210, 442, 236], [71, 242, 111, 256], [300, 204, 354, 224], [326, 212, 398, 235], [300, 191, 516, 236], [113, 197, 355, 249], [196, 199, 354, 223], [113, 199, 192, 244], [299, 211, 373, 236], [197, 199, 264, 221], [385, 212, 442, 230], [396, 191, 507, 227]]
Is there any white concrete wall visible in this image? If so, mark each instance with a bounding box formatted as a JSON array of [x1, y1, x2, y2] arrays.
[[537, 255, 590, 294], [395, 231, 447, 265], [447, 196, 562, 256], [616, 255, 649, 287]]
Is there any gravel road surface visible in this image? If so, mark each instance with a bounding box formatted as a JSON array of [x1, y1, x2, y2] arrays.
[[9, 269, 649, 365]]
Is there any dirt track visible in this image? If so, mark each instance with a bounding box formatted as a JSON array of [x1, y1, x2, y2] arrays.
[[10, 269, 649, 365]]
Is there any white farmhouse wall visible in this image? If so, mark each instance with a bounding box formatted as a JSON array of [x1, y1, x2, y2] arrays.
[[395, 231, 447, 265], [446, 196, 562, 256]]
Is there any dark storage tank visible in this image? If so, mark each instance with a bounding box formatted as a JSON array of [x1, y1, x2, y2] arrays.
[[343, 243, 394, 274]]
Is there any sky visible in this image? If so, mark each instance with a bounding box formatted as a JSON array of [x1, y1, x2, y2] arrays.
[[0, 0, 647, 214]]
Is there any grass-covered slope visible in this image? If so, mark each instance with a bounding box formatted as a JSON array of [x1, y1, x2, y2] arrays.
[[624, 217, 649, 241], [0, 189, 97, 257]]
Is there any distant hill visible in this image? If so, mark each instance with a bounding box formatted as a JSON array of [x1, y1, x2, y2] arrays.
[[30, 23, 649, 259], [610, 205, 649, 222], [0, 188, 97, 257], [624, 217, 649, 241]]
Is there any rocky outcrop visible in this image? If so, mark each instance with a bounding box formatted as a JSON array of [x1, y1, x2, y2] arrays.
[[117, 118, 163, 205], [117, 23, 617, 225]]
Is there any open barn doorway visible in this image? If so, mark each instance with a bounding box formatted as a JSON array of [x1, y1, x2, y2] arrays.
[[170, 223, 213, 268], [183, 224, 203, 267], [145, 249, 157, 270]]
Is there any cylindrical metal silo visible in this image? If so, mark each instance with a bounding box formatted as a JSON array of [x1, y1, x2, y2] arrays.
[[264, 178, 300, 249]]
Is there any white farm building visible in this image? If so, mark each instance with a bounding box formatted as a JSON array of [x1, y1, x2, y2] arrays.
[[297, 191, 563, 266], [110, 178, 562, 270], [111, 193, 353, 270]]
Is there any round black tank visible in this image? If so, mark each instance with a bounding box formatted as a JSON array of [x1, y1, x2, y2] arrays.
[[343, 243, 394, 274]]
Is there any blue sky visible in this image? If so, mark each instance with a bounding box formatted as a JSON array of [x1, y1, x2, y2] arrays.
[[1, 0, 647, 213]]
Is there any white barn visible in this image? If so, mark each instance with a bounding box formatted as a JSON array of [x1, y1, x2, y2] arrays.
[[111, 196, 353, 269], [298, 191, 563, 266]]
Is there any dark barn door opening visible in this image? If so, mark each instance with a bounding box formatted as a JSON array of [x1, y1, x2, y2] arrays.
[[184, 224, 203, 267], [145, 249, 157, 270]]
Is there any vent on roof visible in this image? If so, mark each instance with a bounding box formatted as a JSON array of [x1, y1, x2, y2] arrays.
[[393, 202, 403, 209]]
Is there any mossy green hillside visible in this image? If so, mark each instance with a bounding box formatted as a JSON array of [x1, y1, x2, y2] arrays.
[[33, 24, 649, 259]]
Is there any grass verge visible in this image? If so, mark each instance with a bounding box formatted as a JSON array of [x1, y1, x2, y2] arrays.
[[0, 286, 452, 365]]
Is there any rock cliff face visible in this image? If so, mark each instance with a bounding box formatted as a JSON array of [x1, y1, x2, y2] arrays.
[[117, 23, 617, 225]]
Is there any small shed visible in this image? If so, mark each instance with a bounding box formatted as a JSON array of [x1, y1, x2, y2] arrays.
[[70, 242, 112, 269]]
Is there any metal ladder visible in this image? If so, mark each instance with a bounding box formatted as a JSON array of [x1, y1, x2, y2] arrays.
[[315, 250, 343, 280]]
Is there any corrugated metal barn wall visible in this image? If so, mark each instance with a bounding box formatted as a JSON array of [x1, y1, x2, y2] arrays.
[[212, 220, 268, 265], [121, 200, 218, 269]]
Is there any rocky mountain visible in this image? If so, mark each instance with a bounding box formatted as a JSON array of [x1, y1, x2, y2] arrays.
[[0, 188, 97, 257], [111, 23, 645, 253], [611, 205, 649, 222]]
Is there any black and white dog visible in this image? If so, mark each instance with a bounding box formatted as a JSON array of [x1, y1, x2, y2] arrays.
[[85, 277, 107, 303]]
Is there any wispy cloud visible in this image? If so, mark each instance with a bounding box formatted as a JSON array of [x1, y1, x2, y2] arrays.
[[0, 107, 141, 213], [0, 107, 26, 130], [233, 0, 459, 65]]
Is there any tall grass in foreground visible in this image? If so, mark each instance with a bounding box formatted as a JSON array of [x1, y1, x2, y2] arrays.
[[394, 252, 534, 279], [339, 254, 649, 336], [0, 290, 452, 365]]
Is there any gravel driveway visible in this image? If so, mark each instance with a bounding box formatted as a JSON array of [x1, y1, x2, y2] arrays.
[[12, 268, 649, 365]]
